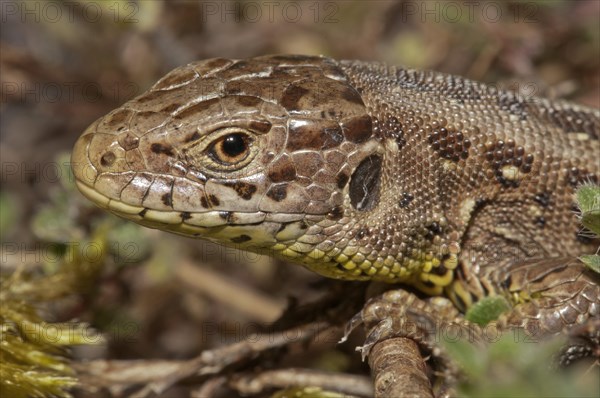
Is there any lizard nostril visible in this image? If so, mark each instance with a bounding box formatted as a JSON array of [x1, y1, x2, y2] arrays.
[[100, 151, 116, 167]]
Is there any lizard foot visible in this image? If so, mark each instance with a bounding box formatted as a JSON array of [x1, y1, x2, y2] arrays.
[[342, 288, 478, 384]]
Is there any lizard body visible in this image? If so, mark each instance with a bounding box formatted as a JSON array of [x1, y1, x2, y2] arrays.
[[72, 55, 599, 336]]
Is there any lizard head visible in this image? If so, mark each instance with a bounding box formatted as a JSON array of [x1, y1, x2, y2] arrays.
[[72, 55, 384, 279]]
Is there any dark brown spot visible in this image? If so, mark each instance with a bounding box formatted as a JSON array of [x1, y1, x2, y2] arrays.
[[100, 151, 116, 167], [535, 216, 546, 228], [266, 184, 288, 202], [356, 228, 368, 239], [181, 212, 192, 220], [287, 119, 343, 150], [341, 87, 365, 106], [249, 120, 272, 133], [236, 95, 261, 106], [399, 192, 414, 208], [281, 85, 310, 111], [231, 235, 252, 243], [425, 222, 442, 240], [223, 181, 257, 200], [219, 211, 233, 222], [349, 155, 382, 211], [336, 173, 349, 189], [161, 192, 173, 207], [151, 143, 174, 156], [185, 131, 201, 143], [160, 103, 181, 113], [268, 157, 297, 183], [208, 194, 220, 206], [175, 98, 220, 119], [341, 115, 373, 143], [430, 263, 448, 276], [139, 209, 147, 217], [119, 133, 139, 150], [225, 83, 243, 95], [327, 206, 344, 220], [200, 196, 209, 208], [566, 167, 598, 187], [534, 192, 551, 207]]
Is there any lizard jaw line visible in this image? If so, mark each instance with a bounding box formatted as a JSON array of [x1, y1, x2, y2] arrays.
[[75, 180, 306, 230]]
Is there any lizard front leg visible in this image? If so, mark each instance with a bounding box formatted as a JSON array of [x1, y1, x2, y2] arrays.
[[491, 257, 600, 365], [347, 257, 599, 395]]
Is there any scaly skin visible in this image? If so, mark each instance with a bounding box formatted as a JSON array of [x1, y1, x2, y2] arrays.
[[72, 55, 599, 347]]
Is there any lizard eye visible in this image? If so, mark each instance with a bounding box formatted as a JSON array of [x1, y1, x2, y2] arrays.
[[208, 132, 252, 165]]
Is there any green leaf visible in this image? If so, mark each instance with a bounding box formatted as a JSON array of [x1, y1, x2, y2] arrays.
[[465, 296, 510, 326], [580, 254, 600, 273], [576, 184, 600, 236]]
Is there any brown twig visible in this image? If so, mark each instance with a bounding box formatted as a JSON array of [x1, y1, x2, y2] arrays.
[[231, 368, 374, 397], [74, 320, 332, 396], [368, 337, 433, 398]]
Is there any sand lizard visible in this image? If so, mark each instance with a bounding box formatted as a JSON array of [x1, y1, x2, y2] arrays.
[[71, 55, 599, 364]]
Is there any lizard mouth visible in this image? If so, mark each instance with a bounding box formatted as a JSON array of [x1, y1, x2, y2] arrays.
[[75, 179, 308, 245]]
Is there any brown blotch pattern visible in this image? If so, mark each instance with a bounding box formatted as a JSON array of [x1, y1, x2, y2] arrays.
[[482, 139, 533, 186], [428, 127, 471, 162], [150, 143, 174, 156], [327, 206, 344, 220], [236, 95, 262, 107], [180, 212, 192, 221], [534, 192, 551, 207], [223, 181, 257, 200], [200, 196, 209, 208], [249, 120, 272, 133], [118, 133, 139, 150], [566, 167, 598, 187], [266, 184, 288, 202], [341, 115, 373, 143], [342, 87, 365, 106], [336, 172, 349, 189], [231, 235, 252, 243], [160, 103, 181, 113], [287, 119, 343, 150], [100, 152, 116, 167], [161, 192, 173, 207], [268, 156, 297, 183], [185, 132, 201, 143], [208, 194, 220, 206], [281, 85, 310, 111]]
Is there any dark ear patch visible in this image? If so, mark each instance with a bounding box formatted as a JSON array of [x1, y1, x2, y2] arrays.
[[349, 155, 382, 211]]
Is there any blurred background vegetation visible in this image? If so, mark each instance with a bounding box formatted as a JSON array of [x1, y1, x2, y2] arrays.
[[1, 1, 599, 396]]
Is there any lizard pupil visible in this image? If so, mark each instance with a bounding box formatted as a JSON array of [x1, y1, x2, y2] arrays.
[[222, 133, 246, 157]]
